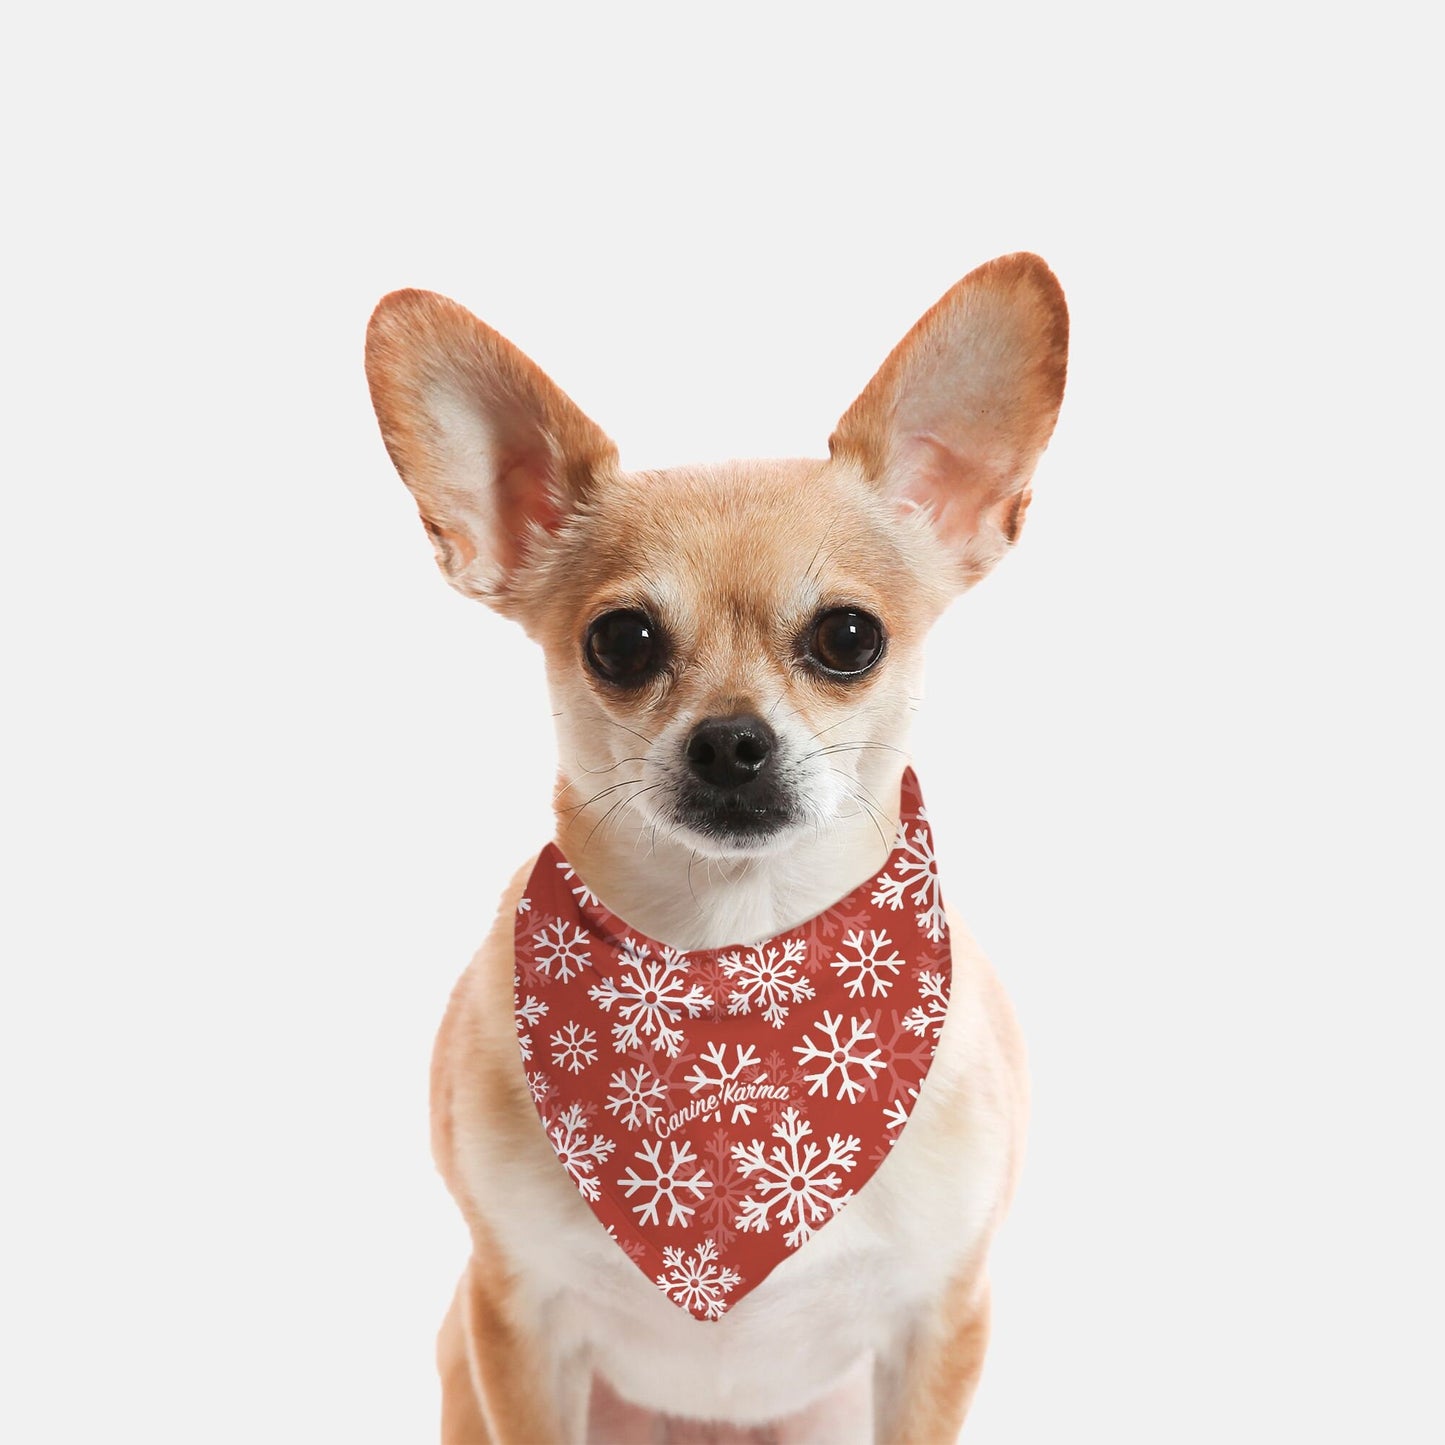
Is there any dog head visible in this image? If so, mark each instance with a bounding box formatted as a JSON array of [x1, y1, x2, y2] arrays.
[[365, 255, 1067, 860]]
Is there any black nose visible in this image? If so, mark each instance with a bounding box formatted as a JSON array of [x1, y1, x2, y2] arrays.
[[685, 714, 775, 790]]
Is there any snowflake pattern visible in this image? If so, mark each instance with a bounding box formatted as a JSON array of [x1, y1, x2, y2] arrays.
[[556, 860, 600, 907], [793, 1012, 885, 1103], [604, 1064, 669, 1132], [551, 1020, 599, 1074], [621, 1039, 697, 1098], [830, 928, 904, 998], [618, 1137, 712, 1227], [685, 1042, 767, 1124], [515, 993, 549, 1063], [800, 899, 879, 967], [902, 971, 949, 1043], [589, 938, 713, 1057], [871, 811, 946, 942], [883, 1084, 920, 1133], [721, 938, 814, 1027], [732, 1106, 860, 1248], [867, 1007, 936, 1104], [517, 995, 549, 1028], [525, 1070, 554, 1108], [532, 919, 595, 983], [684, 947, 734, 1002], [756, 1047, 811, 1126], [696, 1127, 748, 1246], [547, 1103, 616, 1200], [655, 1239, 742, 1320], [516, 895, 532, 914]]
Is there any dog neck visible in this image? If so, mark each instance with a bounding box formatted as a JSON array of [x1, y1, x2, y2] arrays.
[[552, 762, 906, 952]]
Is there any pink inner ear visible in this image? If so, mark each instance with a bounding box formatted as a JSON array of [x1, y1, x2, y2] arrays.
[[894, 434, 997, 550], [496, 456, 563, 574]]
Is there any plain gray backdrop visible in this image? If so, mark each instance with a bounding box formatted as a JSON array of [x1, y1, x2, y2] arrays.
[[4, 3, 1440, 1441]]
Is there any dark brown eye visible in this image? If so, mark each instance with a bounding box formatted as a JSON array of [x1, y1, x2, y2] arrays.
[[808, 608, 885, 676], [585, 610, 662, 685]]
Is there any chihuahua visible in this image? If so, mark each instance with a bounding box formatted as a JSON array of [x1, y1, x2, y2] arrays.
[[365, 253, 1068, 1443]]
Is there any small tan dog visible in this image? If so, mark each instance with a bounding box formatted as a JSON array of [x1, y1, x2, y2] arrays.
[[365, 253, 1068, 1443]]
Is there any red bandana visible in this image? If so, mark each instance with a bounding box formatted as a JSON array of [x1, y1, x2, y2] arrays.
[[513, 768, 950, 1321]]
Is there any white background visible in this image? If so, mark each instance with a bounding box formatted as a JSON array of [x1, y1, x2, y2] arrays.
[[3, 3, 1440, 1441]]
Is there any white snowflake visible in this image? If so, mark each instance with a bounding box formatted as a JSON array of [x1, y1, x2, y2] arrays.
[[550, 1020, 599, 1074], [516, 895, 532, 914], [793, 1011, 885, 1104], [588, 938, 713, 1057], [655, 1239, 742, 1320], [556, 860, 600, 907], [685, 1041, 766, 1124], [515, 994, 549, 1062], [830, 928, 904, 998], [617, 1137, 712, 1227], [883, 1083, 921, 1134], [525, 1071, 550, 1104], [547, 1102, 616, 1202], [720, 937, 814, 1028], [871, 814, 946, 942], [902, 971, 949, 1042], [532, 919, 595, 983], [731, 1106, 860, 1248], [604, 1064, 668, 1132], [517, 994, 549, 1027], [514, 994, 546, 1028]]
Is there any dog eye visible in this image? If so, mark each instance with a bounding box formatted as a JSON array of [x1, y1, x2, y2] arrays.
[[585, 610, 661, 685], [808, 608, 885, 676]]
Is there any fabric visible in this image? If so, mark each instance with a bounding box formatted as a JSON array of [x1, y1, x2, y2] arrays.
[[512, 767, 952, 1321]]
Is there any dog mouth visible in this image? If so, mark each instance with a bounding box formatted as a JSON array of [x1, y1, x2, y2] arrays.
[[668, 782, 799, 851]]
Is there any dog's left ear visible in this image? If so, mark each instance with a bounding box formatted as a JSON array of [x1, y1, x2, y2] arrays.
[[830, 252, 1068, 587]]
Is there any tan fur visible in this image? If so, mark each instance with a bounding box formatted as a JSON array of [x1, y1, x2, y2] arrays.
[[831, 254, 1068, 586], [438, 1279, 491, 1445], [365, 289, 619, 607], [884, 1277, 993, 1444], [367, 253, 1067, 1441]]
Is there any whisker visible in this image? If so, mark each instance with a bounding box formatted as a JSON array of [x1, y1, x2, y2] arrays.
[[833, 772, 890, 853], [807, 706, 866, 744], [555, 756, 664, 810], [803, 506, 849, 587], [844, 768, 891, 819], [687, 848, 701, 911], [572, 754, 651, 778], [598, 714, 658, 747], [801, 739, 910, 763], [557, 775, 650, 817], [581, 782, 665, 853]]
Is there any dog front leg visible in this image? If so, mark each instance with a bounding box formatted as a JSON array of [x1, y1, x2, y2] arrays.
[[448, 1250, 585, 1445], [439, 1273, 491, 1444], [873, 1273, 992, 1444]]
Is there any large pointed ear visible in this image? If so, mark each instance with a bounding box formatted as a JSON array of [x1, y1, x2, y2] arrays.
[[830, 252, 1068, 588], [364, 290, 618, 609]]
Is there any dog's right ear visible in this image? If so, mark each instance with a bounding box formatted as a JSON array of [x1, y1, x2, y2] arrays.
[[365, 290, 618, 609]]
